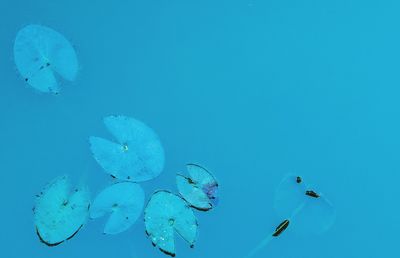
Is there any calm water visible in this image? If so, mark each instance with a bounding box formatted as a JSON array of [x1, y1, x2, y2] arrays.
[[0, 0, 399, 257]]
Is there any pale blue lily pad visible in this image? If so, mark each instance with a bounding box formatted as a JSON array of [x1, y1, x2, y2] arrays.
[[90, 115, 165, 182], [90, 182, 144, 235], [33, 176, 90, 246], [144, 190, 198, 257], [14, 24, 78, 94]]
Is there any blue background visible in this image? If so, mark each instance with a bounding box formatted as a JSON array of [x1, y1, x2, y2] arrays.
[[0, 0, 398, 257]]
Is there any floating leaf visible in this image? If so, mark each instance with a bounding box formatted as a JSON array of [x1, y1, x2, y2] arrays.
[[34, 176, 90, 246], [14, 24, 78, 93], [90, 182, 144, 235], [144, 191, 198, 257], [176, 164, 218, 211], [90, 115, 165, 182]]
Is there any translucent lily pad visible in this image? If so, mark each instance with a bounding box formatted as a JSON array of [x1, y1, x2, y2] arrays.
[[144, 191, 198, 257], [89, 115, 165, 182], [33, 176, 90, 246], [90, 182, 144, 235], [186, 164, 216, 186], [273, 174, 336, 236], [14, 24, 78, 94], [176, 164, 218, 211], [176, 175, 211, 211]]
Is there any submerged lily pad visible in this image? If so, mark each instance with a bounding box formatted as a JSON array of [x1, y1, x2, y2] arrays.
[[33, 176, 90, 246], [245, 174, 336, 258], [273, 174, 336, 236], [14, 24, 78, 94], [90, 182, 144, 235], [144, 190, 198, 257], [90, 115, 165, 182]]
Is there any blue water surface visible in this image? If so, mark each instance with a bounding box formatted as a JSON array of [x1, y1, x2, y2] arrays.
[[0, 0, 399, 257]]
